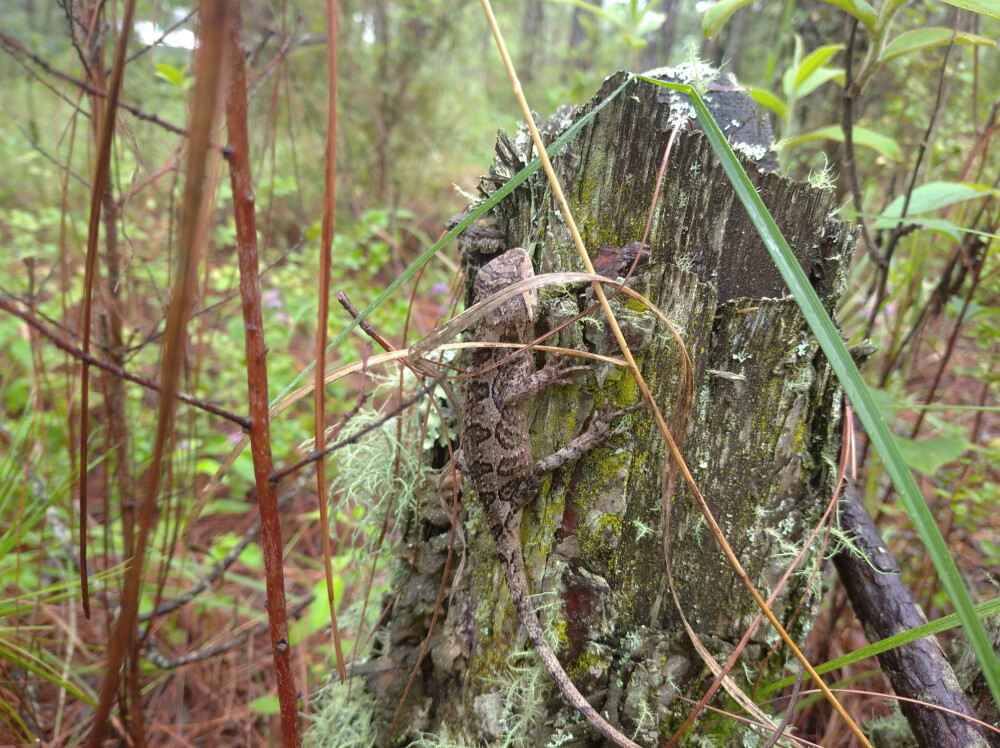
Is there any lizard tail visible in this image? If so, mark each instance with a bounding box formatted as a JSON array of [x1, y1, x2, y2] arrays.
[[502, 554, 642, 748]]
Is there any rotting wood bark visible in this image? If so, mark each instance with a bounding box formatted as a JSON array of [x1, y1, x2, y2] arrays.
[[364, 66, 858, 746], [835, 485, 991, 748]]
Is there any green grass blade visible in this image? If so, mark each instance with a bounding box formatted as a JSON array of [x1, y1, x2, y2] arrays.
[[638, 73, 1000, 708], [762, 595, 1000, 694]]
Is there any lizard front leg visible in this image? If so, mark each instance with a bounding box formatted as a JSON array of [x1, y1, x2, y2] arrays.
[[504, 354, 590, 408]]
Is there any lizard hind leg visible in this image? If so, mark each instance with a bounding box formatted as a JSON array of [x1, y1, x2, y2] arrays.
[[521, 404, 634, 499]]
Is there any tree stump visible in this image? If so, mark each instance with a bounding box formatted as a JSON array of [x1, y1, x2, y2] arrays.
[[364, 66, 857, 747]]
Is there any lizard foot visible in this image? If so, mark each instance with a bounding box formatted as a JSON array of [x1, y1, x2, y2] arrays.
[[537, 354, 591, 387], [530, 401, 643, 482], [598, 401, 645, 439], [509, 354, 590, 405]]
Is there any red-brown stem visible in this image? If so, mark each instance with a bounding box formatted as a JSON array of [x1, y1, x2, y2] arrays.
[[225, 5, 302, 746], [77, 0, 138, 623], [315, 0, 348, 685], [86, 0, 227, 743]]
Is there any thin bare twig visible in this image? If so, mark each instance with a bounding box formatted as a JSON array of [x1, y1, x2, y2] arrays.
[[139, 489, 299, 622], [145, 595, 314, 669], [0, 30, 216, 145], [842, 17, 886, 270], [760, 670, 804, 748], [865, 31, 958, 338], [314, 0, 347, 685], [268, 373, 446, 483], [0, 297, 251, 428]]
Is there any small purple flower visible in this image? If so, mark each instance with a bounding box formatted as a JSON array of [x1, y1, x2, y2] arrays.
[[431, 282, 448, 297], [263, 288, 283, 309]]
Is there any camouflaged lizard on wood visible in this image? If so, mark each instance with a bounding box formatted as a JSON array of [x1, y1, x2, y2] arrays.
[[460, 247, 641, 748]]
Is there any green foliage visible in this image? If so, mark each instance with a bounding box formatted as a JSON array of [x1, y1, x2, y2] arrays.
[[0, 425, 98, 742], [555, 0, 666, 50], [784, 125, 902, 160], [1, 0, 998, 742], [153, 62, 190, 89], [713, 0, 995, 167], [871, 181, 998, 238], [698, 0, 1000, 733], [938, 0, 1000, 20], [881, 27, 997, 62], [701, 0, 758, 38]]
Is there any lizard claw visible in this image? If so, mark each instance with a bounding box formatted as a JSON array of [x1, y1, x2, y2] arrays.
[[595, 402, 643, 439], [538, 354, 590, 386]]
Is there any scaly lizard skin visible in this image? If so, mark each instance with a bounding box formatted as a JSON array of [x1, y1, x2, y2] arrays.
[[461, 248, 640, 748]]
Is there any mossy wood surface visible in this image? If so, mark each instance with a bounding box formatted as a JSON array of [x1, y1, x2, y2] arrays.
[[365, 72, 856, 747]]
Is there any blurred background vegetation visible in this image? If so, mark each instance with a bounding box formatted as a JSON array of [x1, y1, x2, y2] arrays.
[[0, 0, 998, 744]]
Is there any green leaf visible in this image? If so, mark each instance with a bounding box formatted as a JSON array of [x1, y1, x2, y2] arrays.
[[638, 72, 1000, 717], [938, 0, 1000, 19], [202, 499, 251, 515], [0, 640, 96, 706], [154, 63, 184, 87], [196, 458, 222, 476], [230, 451, 257, 484], [632, 10, 667, 36], [786, 125, 902, 161], [877, 181, 994, 220], [239, 543, 263, 570], [946, 296, 1000, 321], [249, 695, 281, 714], [891, 435, 971, 474], [883, 28, 997, 62], [844, 212, 994, 245], [747, 87, 787, 117], [701, 0, 756, 37], [781, 37, 805, 100], [816, 0, 878, 28], [795, 44, 843, 88], [794, 67, 845, 98]]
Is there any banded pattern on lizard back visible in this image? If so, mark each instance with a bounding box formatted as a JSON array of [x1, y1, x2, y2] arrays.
[[460, 248, 640, 748]]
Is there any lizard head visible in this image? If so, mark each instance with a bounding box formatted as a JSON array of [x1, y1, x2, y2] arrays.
[[473, 247, 537, 344]]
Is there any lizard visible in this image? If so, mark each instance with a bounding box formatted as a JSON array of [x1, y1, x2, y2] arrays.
[[460, 246, 642, 748]]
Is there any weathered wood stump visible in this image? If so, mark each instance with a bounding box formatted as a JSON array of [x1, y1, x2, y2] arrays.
[[364, 66, 857, 746]]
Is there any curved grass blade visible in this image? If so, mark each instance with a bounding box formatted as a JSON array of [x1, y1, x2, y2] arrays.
[[270, 76, 633, 404], [638, 73, 1000, 710]]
